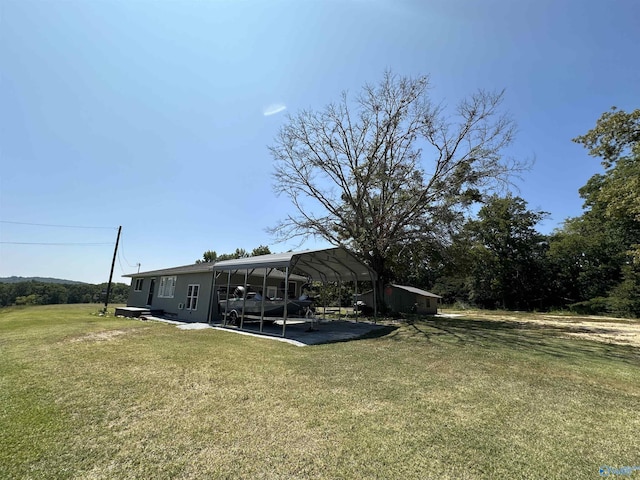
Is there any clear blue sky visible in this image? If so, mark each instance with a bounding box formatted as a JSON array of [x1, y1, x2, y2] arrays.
[[1, 0, 638, 284]]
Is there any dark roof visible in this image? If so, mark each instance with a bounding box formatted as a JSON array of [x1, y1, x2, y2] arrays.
[[125, 247, 376, 283], [123, 263, 214, 278], [361, 284, 442, 299], [390, 284, 442, 298]]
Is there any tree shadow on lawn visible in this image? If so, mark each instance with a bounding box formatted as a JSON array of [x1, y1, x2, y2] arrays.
[[388, 316, 640, 365]]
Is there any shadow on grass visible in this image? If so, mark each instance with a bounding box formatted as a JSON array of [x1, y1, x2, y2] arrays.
[[317, 324, 400, 346], [358, 325, 399, 340], [386, 316, 640, 365]]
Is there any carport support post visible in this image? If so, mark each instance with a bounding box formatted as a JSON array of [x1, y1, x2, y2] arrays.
[[259, 268, 269, 333], [371, 274, 378, 322], [337, 280, 342, 321], [224, 271, 232, 326], [207, 268, 217, 324], [322, 281, 327, 321], [282, 266, 289, 337], [240, 270, 248, 330], [354, 279, 359, 323]]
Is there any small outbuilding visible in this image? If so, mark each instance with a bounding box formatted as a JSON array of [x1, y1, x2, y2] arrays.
[[362, 284, 441, 315]]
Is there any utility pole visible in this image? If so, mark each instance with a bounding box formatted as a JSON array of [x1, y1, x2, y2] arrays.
[[104, 226, 122, 313]]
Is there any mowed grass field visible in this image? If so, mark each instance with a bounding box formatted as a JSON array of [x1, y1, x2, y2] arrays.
[[1, 305, 639, 479]]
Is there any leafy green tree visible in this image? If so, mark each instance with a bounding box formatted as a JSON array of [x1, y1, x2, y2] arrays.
[[315, 281, 353, 308], [250, 245, 271, 257], [196, 246, 272, 264], [217, 248, 248, 261], [0, 283, 15, 306], [99, 283, 129, 304], [546, 215, 627, 308], [430, 231, 476, 306], [464, 195, 549, 310], [195, 250, 218, 264], [608, 262, 640, 317], [67, 284, 98, 304], [573, 107, 640, 222], [40, 284, 69, 304], [15, 294, 38, 306], [270, 71, 524, 304], [572, 107, 640, 265], [560, 107, 640, 316]]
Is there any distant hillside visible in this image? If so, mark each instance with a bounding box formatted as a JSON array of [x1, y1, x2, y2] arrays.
[[0, 276, 88, 285], [0, 279, 130, 307]]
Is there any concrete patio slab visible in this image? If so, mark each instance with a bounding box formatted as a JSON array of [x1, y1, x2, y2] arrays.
[[138, 315, 391, 346]]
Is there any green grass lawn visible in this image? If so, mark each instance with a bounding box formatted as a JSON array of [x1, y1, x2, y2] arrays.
[[1, 305, 639, 479]]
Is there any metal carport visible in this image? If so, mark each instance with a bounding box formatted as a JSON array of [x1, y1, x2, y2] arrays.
[[206, 246, 378, 337]]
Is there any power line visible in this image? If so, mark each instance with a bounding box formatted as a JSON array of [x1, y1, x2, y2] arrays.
[[0, 241, 114, 246], [117, 250, 127, 275], [0, 220, 117, 230], [118, 237, 138, 268]]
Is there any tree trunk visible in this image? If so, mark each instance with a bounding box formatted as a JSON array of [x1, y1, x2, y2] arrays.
[[370, 252, 391, 314]]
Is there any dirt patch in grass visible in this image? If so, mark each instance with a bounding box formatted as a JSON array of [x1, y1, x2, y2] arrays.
[[539, 316, 640, 347], [439, 310, 640, 348], [67, 329, 134, 343]]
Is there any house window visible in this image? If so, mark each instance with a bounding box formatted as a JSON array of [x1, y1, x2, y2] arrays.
[[186, 284, 199, 310], [134, 278, 144, 291], [158, 276, 177, 298], [266, 286, 277, 299], [288, 281, 296, 298]]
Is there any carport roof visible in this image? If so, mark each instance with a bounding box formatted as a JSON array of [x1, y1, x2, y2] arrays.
[[212, 247, 377, 283], [125, 247, 376, 283], [124, 264, 305, 281]]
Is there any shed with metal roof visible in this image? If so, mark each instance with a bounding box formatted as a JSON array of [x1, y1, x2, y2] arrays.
[[361, 284, 441, 315]]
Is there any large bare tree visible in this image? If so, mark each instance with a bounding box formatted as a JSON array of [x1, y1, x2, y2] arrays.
[[270, 71, 524, 297]]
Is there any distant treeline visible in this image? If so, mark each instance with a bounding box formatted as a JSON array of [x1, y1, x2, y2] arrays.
[[0, 276, 86, 285], [0, 281, 130, 307]]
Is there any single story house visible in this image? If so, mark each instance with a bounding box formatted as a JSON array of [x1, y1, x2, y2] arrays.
[[122, 247, 378, 334], [123, 263, 307, 324], [362, 284, 441, 315]]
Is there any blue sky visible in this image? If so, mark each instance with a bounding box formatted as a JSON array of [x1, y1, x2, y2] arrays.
[[1, 0, 638, 284]]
